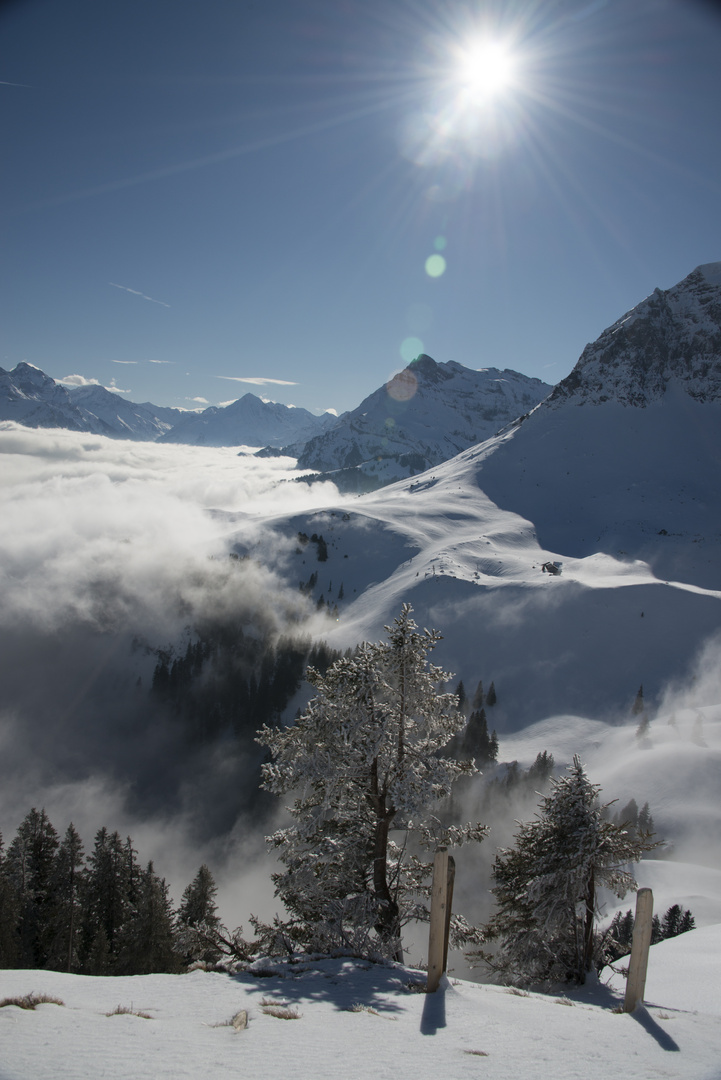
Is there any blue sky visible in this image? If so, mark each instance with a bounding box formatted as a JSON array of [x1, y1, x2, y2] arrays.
[[1, 0, 720, 415]]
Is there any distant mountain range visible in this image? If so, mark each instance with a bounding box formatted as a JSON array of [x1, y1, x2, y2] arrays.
[[0, 356, 552, 479], [157, 393, 337, 448], [0, 364, 183, 440]]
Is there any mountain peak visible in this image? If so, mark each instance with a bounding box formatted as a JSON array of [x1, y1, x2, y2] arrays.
[[695, 261, 721, 285], [297, 359, 552, 488], [548, 262, 721, 408]]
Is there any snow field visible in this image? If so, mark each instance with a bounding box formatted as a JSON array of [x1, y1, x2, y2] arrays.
[[1, 948, 720, 1080]]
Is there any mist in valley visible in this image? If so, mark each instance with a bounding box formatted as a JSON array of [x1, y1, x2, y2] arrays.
[[1, 421, 719, 947]]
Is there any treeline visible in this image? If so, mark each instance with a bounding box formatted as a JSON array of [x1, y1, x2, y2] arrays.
[[0, 808, 222, 975], [605, 903, 695, 962], [150, 626, 340, 743], [446, 678, 500, 766]]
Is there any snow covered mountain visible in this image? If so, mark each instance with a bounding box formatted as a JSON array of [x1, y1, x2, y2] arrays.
[[547, 261, 721, 407], [0, 362, 88, 431], [294, 355, 552, 489], [67, 384, 183, 439], [235, 263, 721, 729], [474, 261, 721, 588], [158, 393, 336, 448], [0, 364, 333, 447], [0, 363, 183, 440]]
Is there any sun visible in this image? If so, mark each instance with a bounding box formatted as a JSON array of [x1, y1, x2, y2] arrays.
[[455, 38, 517, 102]]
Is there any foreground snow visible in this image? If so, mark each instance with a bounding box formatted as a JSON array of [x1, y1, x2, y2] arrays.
[[2, 934, 720, 1080]]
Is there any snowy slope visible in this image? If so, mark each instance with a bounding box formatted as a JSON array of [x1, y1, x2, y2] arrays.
[[231, 432, 721, 727], [295, 355, 551, 488], [1, 941, 719, 1080], [159, 394, 337, 448]]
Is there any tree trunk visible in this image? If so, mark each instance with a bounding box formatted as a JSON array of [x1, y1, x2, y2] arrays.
[[582, 865, 596, 978], [371, 809, 402, 960]]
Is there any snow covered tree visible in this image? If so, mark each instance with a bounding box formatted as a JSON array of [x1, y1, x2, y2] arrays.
[[257, 604, 488, 961], [476, 756, 656, 986], [605, 907, 635, 960]]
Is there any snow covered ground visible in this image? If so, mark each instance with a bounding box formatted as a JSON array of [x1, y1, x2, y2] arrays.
[[2, 938, 720, 1080]]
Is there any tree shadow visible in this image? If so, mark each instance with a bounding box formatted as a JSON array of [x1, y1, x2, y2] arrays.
[[230, 956, 426, 1016], [628, 1005, 680, 1052], [420, 977, 447, 1035]]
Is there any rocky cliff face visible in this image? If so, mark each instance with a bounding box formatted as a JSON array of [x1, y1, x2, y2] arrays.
[[548, 263, 721, 408]]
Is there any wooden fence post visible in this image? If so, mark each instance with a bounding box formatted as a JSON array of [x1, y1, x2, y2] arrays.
[[427, 847, 456, 993], [623, 887, 654, 1013]]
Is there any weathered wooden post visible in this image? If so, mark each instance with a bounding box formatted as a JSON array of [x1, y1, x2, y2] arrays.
[[623, 887, 654, 1012], [427, 847, 456, 993]]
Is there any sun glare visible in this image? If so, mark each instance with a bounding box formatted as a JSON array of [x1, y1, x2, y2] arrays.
[[457, 39, 516, 101]]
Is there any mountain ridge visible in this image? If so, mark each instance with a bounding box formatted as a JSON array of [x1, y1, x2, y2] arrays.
[[293, 355, 552, 489], [158, 391, 337, 448]]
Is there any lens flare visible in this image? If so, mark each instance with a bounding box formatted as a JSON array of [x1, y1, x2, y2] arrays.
[[400, 336, 424, 363], [425, 253, 446, 278], [387, 369, 418, 402]]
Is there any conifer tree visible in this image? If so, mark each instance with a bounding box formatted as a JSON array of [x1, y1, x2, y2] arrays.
[[485, 681, 497, 707], [661, 903, 683, 939], [47, 823, 85, 972], [637, 802, 655, 837], [461, 708, 498, 764], [477, 756, 656, 986], [471, 680, 484, 710], [4, 808, 60, 967], [678, 908, 696, 934], [615, 798, 639, 833], [606, 907, 636, 959], [176, 864, 222, 965], [0, 834, 21, 967], [115, 862, 181, 974], [257, 605, 487, 961], [455, 680, 468, 715], [81, 829, 132, 970], [526, 750, 555, 785]]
